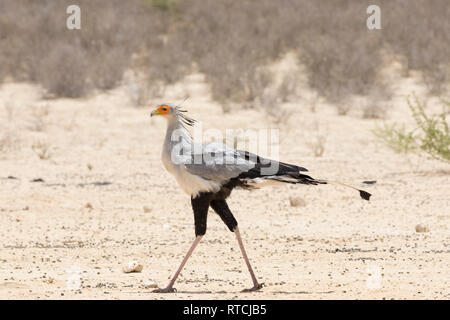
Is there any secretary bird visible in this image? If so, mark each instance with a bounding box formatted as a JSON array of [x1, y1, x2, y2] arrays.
[[150, 103, 371, 293]]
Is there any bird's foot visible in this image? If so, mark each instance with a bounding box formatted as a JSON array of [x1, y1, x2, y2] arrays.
[[152, 286, 177, 293], [241, 283, 264, 292]]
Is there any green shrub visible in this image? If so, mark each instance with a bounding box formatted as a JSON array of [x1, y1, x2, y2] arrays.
[[148, 0, 178, 12], [374, 95, 450, 162]]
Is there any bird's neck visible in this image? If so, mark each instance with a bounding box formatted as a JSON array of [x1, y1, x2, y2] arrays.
[[164, 116, 192, 147]]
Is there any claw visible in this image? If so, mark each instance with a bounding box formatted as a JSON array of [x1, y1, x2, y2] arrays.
[[152, 287, 177, 293], [241, 283, 264, 292]]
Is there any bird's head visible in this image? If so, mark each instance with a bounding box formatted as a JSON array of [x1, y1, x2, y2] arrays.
[[150, 103, 176, 118], [150, 103, 197, 127]]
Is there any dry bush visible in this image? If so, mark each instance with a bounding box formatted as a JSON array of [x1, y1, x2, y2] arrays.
[[1, 0, 449, 106], [126, 74, 166, 107], [90, 50, 131, 91], [170, 0, 282, 108], [261, 82, 296, 124], [127, 79, 151, 107], [266, 104, 294, 126], [383, 0, 450, 95], [153, 0, 449, 107], [362, 101, 387, 120], [192, 0, 449, 108], [0, 0, 159, 97], [39, 44, 89, 98], [292, 1, 385, 103], [155, 0, 389, 110], [361, 86, 390, 119], [278, 74, 300, 103], [142, 39, 193, 88], [336, 102, 351, 116]]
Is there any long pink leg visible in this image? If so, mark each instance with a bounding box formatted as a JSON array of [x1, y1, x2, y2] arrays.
[[153, 236, 202, 293], [234, 227, 263, 292]]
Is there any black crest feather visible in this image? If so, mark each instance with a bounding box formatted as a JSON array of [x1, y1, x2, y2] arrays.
[[176, 108, 196, 127]]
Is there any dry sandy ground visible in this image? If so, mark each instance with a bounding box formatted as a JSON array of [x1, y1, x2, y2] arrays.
[[0, 72, 449, 300]]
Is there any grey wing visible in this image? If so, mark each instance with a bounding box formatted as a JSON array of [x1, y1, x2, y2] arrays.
[[183, 142, 256, 182]]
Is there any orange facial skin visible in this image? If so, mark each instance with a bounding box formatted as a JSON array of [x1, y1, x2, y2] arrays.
[[151, 104, 171, 117]]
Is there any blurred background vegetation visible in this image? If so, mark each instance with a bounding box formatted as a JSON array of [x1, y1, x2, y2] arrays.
[[0, 0, 449, 110]]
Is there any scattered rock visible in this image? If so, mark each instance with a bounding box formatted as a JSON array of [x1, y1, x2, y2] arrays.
[[87, 163, 93, 171], [143, 280, 158, 288], [31, 178, 45, 183], [289, 196, 306, 207], [143, 206, 152, 213], [415, 224, 430, 233], [123, 261, 143, 273], [78, 181, 111, 187], [95, 282, 117, 288], [92, 181, 111, 186], [43, 277, 54, 284], [85, 203, 93, 210]]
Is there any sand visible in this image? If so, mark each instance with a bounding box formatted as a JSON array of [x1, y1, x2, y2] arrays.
[[0, 72, 449, 299]]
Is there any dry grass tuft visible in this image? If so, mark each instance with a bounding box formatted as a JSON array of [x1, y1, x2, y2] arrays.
[[31, 141, 52, 160], [306, 122, 327, 157], [28, 105, 49, 132]]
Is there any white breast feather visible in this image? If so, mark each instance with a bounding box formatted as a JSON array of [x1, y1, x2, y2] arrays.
[[174, 166, 221, 197], [162, 147, 221, 197]]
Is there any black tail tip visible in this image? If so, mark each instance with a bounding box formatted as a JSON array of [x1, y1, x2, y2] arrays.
[[359, 190, 372, 201]]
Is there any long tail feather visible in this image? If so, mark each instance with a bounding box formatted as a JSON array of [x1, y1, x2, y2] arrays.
[[235, 156, 372, 201], [320, 180, 372, 201]]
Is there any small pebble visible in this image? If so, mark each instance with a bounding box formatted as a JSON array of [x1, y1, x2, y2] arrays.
[[143, 280, 158, 288], [143, 206, 152, 213], [289, 196, 306, 207], [123, 261, 143, 273], [415, 224, 429, 233]]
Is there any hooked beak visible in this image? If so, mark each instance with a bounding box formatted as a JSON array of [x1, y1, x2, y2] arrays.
[[150, 110, 160, 117]]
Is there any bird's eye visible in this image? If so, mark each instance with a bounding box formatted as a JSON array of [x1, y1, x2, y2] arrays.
[[162, 107, 167, 111]]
